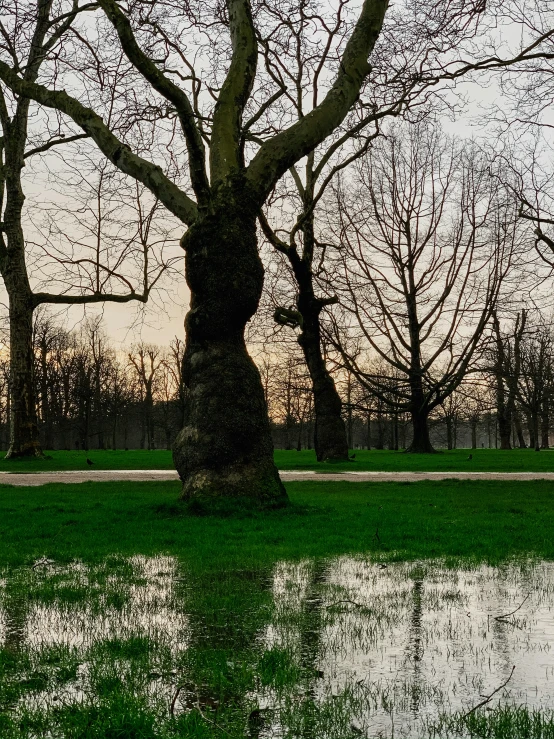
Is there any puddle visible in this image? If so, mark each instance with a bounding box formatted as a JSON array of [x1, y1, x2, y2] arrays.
[[1, 556, 553, 737], [263, 558, 554, 737]]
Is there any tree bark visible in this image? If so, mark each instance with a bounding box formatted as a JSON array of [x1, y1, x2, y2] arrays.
[[541, 392, 549, 449], [407, 405, 435, 453], [4, 293, 42, 458], [297, 318, 349, 462], [498, 415, 512, 450], [173, 189, 286, 505]]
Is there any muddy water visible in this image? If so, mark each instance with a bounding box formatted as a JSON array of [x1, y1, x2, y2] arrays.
[[0, 556, 553, 737]]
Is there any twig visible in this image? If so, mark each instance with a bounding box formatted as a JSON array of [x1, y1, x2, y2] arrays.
[[169, 684, 184, 716], [327, 598, 367, 610], [494, 593, 531, 622], [169, 684, 237, 738], [373, 527, 381, 544], [461, 665, 515, 720], [194, 695, 237, 738]]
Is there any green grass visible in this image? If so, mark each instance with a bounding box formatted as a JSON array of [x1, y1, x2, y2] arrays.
[[2, 447, 554, 473], [1, 480, 554, 738], [276, 447, 554, 472], [0, 478, 553, 569], [0, 449, 175, 471]]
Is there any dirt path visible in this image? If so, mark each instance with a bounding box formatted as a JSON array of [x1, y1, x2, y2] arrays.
[[1, 469, 554, 485]]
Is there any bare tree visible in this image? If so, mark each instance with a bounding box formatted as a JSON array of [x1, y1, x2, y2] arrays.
[[489, 310, 526, 449], [0, 0, 394, 502], [128, 344, 162, 451], [0, 0, 178, 458], [328, 125, 515, 452], [517, 318, 554, 451], [257, 0, 512, 463]]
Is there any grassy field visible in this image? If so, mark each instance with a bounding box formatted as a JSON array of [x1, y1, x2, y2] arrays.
[[1, 480, 554, 737], [2, 446, 554, 472], [1, 478, 554, 567], [276, 447, 554, 472]]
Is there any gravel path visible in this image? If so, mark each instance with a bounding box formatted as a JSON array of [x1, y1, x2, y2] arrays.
[[1, 469, 554, 485]]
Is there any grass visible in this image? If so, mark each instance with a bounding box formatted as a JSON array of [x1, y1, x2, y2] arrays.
[[1, 478, 554, 567], [0, 449, 176, 472], [275, 447, 554, 472], [1, 479, 554, 737], [3, 446, 554, 473]]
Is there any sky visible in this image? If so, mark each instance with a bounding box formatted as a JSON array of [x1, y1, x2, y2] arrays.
[[2, 1, 552, 352]]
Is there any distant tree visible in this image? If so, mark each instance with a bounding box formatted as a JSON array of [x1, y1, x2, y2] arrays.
[[128, 344, 162, 450], [517, 320, 554, 451], [488, 310, 526, 449], [328, 125, 516, 452]]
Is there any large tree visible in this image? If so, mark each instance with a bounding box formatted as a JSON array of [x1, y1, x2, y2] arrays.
[[0, 0, 390, 502]]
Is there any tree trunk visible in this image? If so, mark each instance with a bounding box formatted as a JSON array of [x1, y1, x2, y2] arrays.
[[527, 413, 535, 449], [1, 135, 43, 459], [514, 412, 526, 448], [298, 322, 349, 461], [366, 413, 371, 450], [497, 415, 512, 450], [173, 195, 287, 506], [471, 421, 477, 450], [407, 406, 435, 453], [531, 411, 541, 452], [446, 419, 453, 450], [541, 394, 549, 449], [4, 293, 42, 458]]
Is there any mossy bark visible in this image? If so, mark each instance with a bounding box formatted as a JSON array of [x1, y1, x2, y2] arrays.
[[173, 185, 287, 505]]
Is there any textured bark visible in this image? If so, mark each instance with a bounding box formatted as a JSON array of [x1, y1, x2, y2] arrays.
[[173, 185, 286, 505]]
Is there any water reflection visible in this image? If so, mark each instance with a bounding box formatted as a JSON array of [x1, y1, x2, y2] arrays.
[[0, 556, 553, 737], [264, 558, 554, 737]]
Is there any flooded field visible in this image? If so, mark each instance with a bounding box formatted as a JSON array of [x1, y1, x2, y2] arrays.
[[1, 555, 554, 738]]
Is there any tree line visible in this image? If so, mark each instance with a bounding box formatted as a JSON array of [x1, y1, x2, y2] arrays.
[[1, 305, 553, 454], [1, 0, 554, 506]]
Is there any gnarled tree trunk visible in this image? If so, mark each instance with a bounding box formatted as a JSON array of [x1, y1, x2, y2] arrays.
[[173, 189, 286, 505]]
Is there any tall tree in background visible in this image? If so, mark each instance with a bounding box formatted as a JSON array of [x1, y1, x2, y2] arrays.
[[257, 0, 504, 462], [517, 320, 554, 451], [490, 310, 526, 449], [329, 125, 516, 452]]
